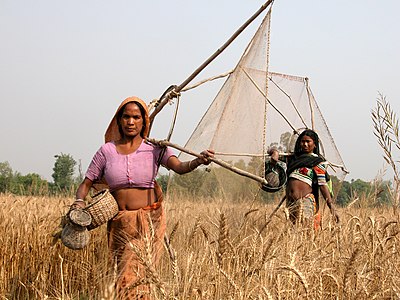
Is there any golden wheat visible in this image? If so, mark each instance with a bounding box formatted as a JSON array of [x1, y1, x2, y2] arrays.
[[1, 193, 400, 299]]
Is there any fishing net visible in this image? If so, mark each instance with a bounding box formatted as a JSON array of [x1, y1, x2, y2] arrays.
[[164, 9, 347, 201]]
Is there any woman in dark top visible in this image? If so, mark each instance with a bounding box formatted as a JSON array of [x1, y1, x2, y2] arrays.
[[269, 129, 339, 229]]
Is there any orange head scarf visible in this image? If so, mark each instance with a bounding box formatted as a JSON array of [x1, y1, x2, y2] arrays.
[[104, 96, 150, 143]]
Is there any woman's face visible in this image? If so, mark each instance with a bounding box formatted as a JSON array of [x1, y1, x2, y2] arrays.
[[300, 134, 316, 154], [119, 102, 144, 138]]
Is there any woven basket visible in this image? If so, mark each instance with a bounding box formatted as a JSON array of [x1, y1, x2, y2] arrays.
[[61, 223, 90, 250], [68, 208, 92, 227], [261, 161, 287, 193], [84, 189, 119, 230]]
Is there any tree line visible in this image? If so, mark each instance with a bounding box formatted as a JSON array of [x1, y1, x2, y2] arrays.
[[163, 160, 393, 208], [0, 153, 81, 196], [0, 153, 393, 207]]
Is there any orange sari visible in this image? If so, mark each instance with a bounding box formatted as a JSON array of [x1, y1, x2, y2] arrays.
[[107, 184, 166, 299]]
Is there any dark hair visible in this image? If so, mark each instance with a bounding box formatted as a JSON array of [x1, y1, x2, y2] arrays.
[[117, 101, 147, 138], [294, 129, 320, 156]]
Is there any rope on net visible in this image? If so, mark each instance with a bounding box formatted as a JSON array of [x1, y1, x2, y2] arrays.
[[240, 66, 299, 134], [182, 70, 234, 92], [262, 7, 272, 180], [305, 78, 315, 130], [149, 71, 233, 116], [268, 75, 308, 128]]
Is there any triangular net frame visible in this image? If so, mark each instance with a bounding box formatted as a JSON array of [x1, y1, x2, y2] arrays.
[[167, 9, 347, 200]]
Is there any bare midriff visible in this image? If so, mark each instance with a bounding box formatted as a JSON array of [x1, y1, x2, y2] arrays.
[[112, 187, 158, 210], [286, 178, 313, 201]]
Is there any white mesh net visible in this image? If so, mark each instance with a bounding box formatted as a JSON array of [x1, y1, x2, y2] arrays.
[[164, 9, 347, 200]]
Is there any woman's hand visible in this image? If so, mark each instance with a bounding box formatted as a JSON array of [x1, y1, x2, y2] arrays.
[[198, 149, 215, 165], [329, 206, 340, 223], [70, 199, 86, 210], [268, 148, 279, 164]]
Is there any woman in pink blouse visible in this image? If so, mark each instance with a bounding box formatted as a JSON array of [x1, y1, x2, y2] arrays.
[[71, 96, 214, 299]]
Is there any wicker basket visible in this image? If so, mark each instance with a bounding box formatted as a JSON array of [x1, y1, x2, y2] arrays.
[[261, 161, 287, 193], [68, 208, 92, 227], [61, 223, 90, 250], [84, 189, 119, 230]]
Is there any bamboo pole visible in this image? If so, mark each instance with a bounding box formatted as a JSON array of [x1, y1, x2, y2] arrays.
[[259, 195, 286, 235], [149, 0, 274, 127], [146, 138, 269, 186]]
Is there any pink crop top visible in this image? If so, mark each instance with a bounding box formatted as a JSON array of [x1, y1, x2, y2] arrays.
[[85, 140, 175, 191]]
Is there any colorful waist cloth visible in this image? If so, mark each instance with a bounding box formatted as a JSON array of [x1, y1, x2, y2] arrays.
[[107, 184, 166, 299], [286, 193, 321, 230]]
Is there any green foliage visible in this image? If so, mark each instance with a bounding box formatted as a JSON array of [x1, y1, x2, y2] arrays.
[[169, 168, 219, 198], [168, 158, 277, 202], [10, 173, 49, 196], [0, 153, 81, 196], [156, 174, 170, 193], [0, 161, 13, 193], [333, 176, 392, 207], [0, 161, 49, 195], [52, 153, 77, 192], [167, 158, 392, 207]]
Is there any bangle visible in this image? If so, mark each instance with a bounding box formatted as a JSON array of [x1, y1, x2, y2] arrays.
[[188, 159, 197, 171], [74, 199, 85, 203]]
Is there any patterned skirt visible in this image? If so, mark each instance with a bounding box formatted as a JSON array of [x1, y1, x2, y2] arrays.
[[286, 193, 321, 230]]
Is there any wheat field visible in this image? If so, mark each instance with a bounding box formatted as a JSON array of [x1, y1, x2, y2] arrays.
[[1, 193, 399, 299]]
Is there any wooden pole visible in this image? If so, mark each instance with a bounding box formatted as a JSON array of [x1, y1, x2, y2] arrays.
[[146, 138, 269, 186], [149, 0, 274, 127], [259, 195, 286, 235]]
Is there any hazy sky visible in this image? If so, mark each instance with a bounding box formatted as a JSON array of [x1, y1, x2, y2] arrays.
[[1, 0, 399, 182]]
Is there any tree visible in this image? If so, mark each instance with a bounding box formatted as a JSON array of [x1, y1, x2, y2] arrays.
[[0, 161, 13, 193], [52, 153, 76, 191], [280, 131, 293, 152]]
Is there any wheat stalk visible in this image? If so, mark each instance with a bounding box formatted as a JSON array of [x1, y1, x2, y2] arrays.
[[188, 217, 201, 246], [262, 286, 273, 300], [217, 265, 239, 296], [3, 194, 400, 299], [342, 248, 359, 299], [278, 265, 309, 299], [217, 213, 229, 266], [372, 93, 400, 211], [169, 220, 180, 243]]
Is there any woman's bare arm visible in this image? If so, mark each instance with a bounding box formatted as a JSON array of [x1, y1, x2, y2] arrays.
[[320, 185, 340, 223], [166, 150, 214, 174], [71, 178, 93, 209]]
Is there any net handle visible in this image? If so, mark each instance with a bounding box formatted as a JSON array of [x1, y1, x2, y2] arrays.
[[146, 138, 269, 186]]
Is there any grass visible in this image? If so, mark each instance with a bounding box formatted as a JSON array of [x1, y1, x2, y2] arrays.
[[1, 193, 400, 299]]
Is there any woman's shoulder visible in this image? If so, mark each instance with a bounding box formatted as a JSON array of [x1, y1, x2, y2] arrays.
[[97, 141, 117, 153], [141, 141, 175, 159], [142, 140, 165, 151]]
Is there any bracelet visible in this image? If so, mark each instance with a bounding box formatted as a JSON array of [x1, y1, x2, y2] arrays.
[[188, 159, 197, 171], [74, 199, 85, 203]]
